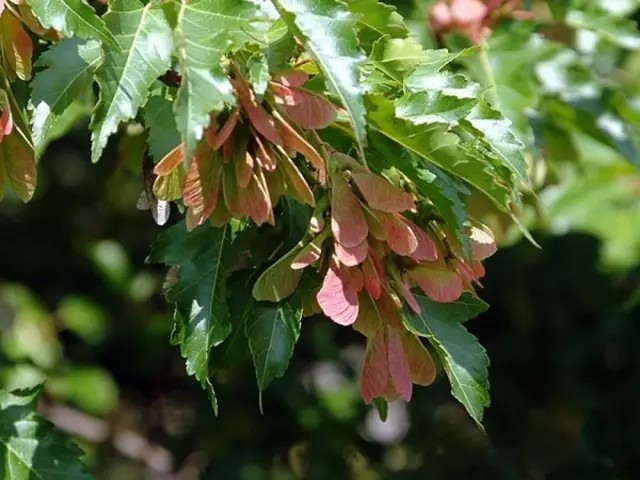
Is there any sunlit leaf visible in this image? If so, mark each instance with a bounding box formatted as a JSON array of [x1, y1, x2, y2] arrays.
[[271, 0, 368, 155], [31, 38, 101, 152], [173, 0, 260, 160], [29, 0, 119, 49], [148, 222, 234, 413], [402, 293, 489, 424], [90, 0, 173, 162]]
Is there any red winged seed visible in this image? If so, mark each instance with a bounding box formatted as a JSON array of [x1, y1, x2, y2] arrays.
[[360, 330, 389, 404], [406, 221, 438, 262], [331, 174, 368, 248], [409, 266, 464, 303], [334, 238, 369, 267], [317, 265, 359, 326], [154, 143, 184, 176], [210, 108, 240, 150], [380, 212, 419, 256], [351, 172, 415, 213], [387, 329, 413, 402]]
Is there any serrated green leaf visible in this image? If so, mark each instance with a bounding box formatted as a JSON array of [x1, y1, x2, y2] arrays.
[[366, 94, 516, 214], [461, 99, 528, 183], [173, 0, 261, 161], [0, 386, 93, 480], [271, 0, 368, 155], [347, 0, 408, 52], [29, 0, 119, 50], [143, 94, 181, 162], [367, 36, 426, 85], [402, 293, 489, 425], [90, 0, 173, 163], [31, 38, 101, 153], [148, 222, 234, 413], [396, 74, 480, 127], [245, 302, 302, 392]]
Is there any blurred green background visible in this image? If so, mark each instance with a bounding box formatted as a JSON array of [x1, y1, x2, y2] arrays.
[[2, 0, 640, 479]]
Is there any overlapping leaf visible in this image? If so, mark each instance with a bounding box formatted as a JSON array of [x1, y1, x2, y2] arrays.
[[29, 0, 119, 49], [90, 0, 172, 162], [31, 38, 101, 152], [0, 386, 93, 480], [173, 0, 261, 160], [271, 0, 368, 155], [143, 94, 181, 162], [366, 94, 517, 214], [347, 0, 408, 51], [148, 222, 233, 413]]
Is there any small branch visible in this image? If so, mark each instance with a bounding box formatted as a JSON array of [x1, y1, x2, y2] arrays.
[[477, 40, 501, 111]]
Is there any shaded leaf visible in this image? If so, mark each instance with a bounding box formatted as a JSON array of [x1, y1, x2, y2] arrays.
[[0, 386, 93, 480], [245, 302, 302, 392], [143, 94, 181, 162]]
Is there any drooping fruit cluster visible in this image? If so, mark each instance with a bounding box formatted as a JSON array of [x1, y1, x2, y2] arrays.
[[151, 67, 334, 230], [148, 63, 498, 404], [290, 155, 496, 402]]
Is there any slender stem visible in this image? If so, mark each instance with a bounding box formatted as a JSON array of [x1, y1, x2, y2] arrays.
[[477, 40, 501, 111]]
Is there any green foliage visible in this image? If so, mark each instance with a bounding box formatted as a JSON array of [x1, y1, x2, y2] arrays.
[[29, 0, 119, 49], [403, 293, 489, 424], [272, 0, 368, 155], [0, 386, 93, 479], [148, 222, 233, 412], [90, 0, 173, 162], [0, 0, 638, 437]]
